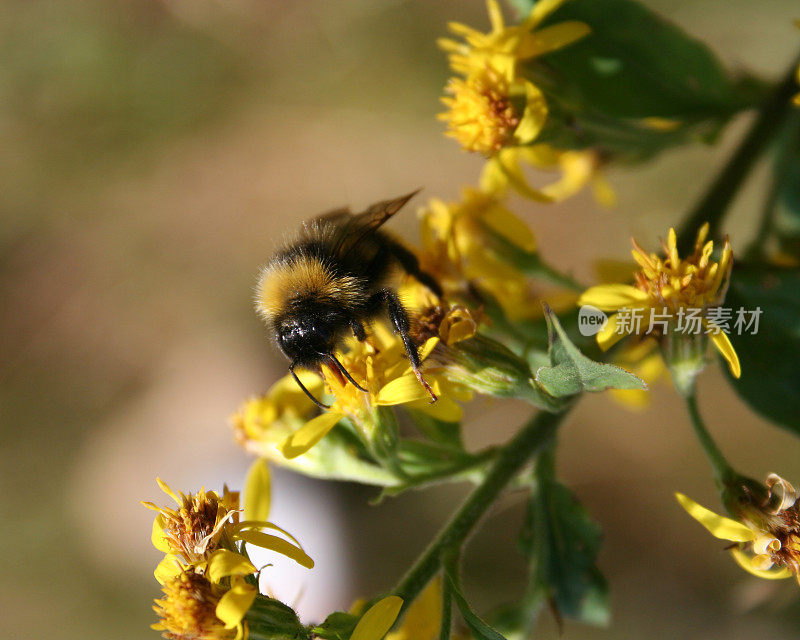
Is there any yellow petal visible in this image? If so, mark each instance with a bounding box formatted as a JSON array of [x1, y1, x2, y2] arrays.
[[419, 337, 440, 361], [154, 555, 183, 584], [482, 151, 553, 202], [539, 150, 593, 202], [577, 284, 649, 311], [591, 174, 617, 208], [280, 411, 344, 459], [675, 493, 755, 542], [207, 549, 257, 583], [386, 577, 442, 640], [485, 0, 504, 32], [730, 547, 793, 580], [517, 21, 591, 59], [525, 0, 568, 27], [216, 579, 258, 629], [244, 459, 271, 522], [708, 329, 741, 378], [151, 515, 171, 553], [235, 530, 314, 569], [376, 374, 432, 406], [439, 310, 477, 345], [480, 203, 537, 253], [233, 521, 306, 552], [410, 395, 463, 423], [513, 82, 548, 145], [595, 313, 628, 351], [351, 596, 404, 640], [156, 477, 180, 503]]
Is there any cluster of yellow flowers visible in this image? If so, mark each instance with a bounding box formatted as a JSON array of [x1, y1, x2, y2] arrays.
[[438, 0, 614, 204], [233, 287, 478, 466], [144, 470, 313, 639]]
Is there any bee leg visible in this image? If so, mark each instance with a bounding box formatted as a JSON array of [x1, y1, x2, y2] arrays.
[[350, 318, 367, 341], [290, 362, 330, 410], [327, 353, 368, 392], [371, 288, 438, 403], [385, 238, 443, 298]]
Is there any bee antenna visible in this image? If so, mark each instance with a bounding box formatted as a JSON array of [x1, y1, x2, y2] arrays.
[[327, 354, 368, 392], [289, 363, 330, 410]]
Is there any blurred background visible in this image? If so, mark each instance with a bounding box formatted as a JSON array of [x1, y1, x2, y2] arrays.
[[2, 0, 800, 638]]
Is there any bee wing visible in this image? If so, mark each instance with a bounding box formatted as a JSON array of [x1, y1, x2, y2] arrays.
[[315, 206, 352, 223], [332, 189, 422, 257]]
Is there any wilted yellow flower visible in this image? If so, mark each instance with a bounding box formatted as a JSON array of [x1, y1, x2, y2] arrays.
[[152, 570, 240, 640], [578, 224, 740, 379], [143, 480, 240, 571], [677, 473, 800, 583], [481, 145, 616, 205], [144, 478, 313, 585]]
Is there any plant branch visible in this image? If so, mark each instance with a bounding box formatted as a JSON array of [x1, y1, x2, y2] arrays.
[[677, 60, 800, 253], [684, 390, 736, 486], [392, 406, 572, 612]]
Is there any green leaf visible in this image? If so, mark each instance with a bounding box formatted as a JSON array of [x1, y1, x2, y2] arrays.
[[723, 265, 800, 434], [513, 0, 743, 119], [310, 611, 358, 640], [535, 305, 646, 397], [519, 449, 609, 626], [447, 334, 565, 411], [244, 596, 309, 640]]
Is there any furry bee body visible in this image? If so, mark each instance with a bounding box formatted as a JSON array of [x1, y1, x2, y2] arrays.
[[255, 191, 441, 406]]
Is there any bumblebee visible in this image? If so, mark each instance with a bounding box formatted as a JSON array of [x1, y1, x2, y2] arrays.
[[255, 190, 442, 408]]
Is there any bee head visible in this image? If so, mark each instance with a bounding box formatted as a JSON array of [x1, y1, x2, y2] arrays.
[[275, 304, 349, 367]]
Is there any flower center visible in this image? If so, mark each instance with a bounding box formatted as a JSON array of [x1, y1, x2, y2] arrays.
[[440, 68, 520, 155]]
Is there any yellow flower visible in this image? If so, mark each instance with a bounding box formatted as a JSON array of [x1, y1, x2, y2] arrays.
[[419, 187, 558, 320], [481, 145, 616, 205], [438, 57, 546, 155], [677, 473, 800, 583], [233, 289, 478, 463], [231, 375, 320, 461], [143, 478, 313, 585], [143, 479, 240, 568], [437, 0, 589, 154], [152, 570, 243, 640], [578, 224, 740, 379], [439, 0, 590, 79], [279, 321, 472, 459]]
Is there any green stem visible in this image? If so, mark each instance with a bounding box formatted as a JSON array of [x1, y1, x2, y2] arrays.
[[438, 574, 452, 640], [392, 406, 572, 612], [684, 390, 736, 486], [529, 253, 585, 293], [677, 60, 800, 254], [746, 110, 800, 260]]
